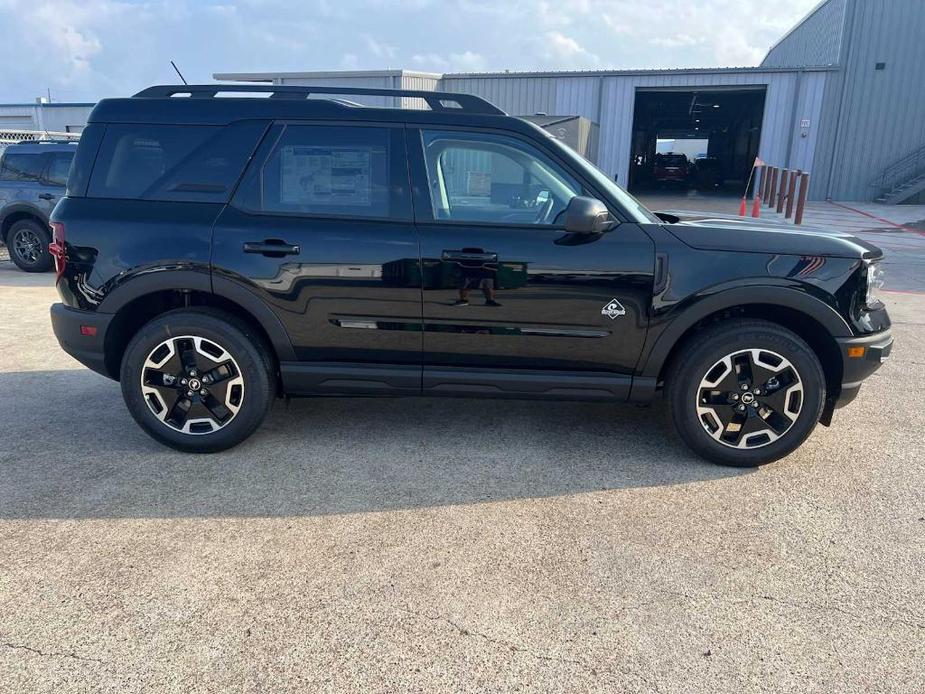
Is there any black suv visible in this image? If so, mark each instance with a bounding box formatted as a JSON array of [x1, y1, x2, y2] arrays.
[[1, 141, 77, 271], [49, 85, 892, 466]]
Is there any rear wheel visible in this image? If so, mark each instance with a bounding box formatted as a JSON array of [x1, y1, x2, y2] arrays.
[[8, 219, 53, 272], [667, 320, 826, 467], [120, 308, 274, 453]]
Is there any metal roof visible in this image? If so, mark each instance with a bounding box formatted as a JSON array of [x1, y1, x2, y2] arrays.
[[214, 69, 443, 83], [215, 66, 837, 86], [0, 102, 95, 108]]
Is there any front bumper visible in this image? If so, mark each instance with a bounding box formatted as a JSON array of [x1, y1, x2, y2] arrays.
[[50, 303, 114, 379], [833, 329, 893, 408]]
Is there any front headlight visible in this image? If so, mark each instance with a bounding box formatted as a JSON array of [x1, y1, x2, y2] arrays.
[[865, 260, 886, 308]]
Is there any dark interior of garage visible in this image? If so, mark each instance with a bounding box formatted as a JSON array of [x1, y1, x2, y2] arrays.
[[627, 88, 766, 198]]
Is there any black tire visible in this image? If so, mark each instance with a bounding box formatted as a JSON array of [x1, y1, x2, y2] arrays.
[[667, 320, 826, 467], [120, 308, 275, 453], [8, 219, 53, 272]]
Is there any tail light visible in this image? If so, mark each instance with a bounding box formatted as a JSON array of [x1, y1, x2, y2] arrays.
[[49, 221, 66, 278]]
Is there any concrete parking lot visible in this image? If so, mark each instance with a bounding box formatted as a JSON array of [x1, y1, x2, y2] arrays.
[[1, 259, 923, 693]]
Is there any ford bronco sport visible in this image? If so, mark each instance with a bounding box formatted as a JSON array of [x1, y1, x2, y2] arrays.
[[0, 140, 76, 271], [49, 85, 892, 466]]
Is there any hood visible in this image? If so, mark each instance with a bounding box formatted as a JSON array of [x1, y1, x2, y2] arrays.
[[656, 209, 882, 260]]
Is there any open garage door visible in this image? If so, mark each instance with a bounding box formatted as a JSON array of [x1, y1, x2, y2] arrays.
[[628, 87, 766, 200]]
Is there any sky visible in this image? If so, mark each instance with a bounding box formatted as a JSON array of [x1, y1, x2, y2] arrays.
[[0, 0, 820, 103]]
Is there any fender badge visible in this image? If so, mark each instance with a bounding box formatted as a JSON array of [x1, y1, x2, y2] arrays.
[[601, 298, 626, 319]]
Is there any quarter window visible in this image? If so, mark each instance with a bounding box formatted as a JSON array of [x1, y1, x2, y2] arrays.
[[421, 130, 582, 226], [87, 123, 265, 202], [238, 125, 402, 219]]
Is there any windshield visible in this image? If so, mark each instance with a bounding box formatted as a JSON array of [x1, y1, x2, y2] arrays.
[[536, 127, 660, 224]]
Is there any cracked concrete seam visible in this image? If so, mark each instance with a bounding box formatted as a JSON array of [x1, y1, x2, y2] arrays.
[[1, 640, 106, 665], [392, 606, 664, 693], [659, 589, 925, 632]]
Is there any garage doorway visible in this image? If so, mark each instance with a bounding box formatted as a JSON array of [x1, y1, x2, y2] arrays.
[[628, 87, 766, 204]]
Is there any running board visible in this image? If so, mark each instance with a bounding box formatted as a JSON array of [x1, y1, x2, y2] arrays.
[[280, 362, 640, 402], [423, 366, 631, 401]]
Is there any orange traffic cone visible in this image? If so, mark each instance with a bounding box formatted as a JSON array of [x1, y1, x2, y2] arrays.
[[739, 197, 747, 216], [751, 195, 761, 218]]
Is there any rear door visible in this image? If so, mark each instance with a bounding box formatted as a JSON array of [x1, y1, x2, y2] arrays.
[[37, 150, 75, 213], [211, 122, 423, 395]]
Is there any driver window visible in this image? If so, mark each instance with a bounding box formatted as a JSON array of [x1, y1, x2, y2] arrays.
[[422, 130, 581, 225]]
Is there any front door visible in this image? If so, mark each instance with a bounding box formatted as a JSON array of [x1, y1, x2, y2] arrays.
[[212, 122, 423, 394], [407, 126, 654, 398]]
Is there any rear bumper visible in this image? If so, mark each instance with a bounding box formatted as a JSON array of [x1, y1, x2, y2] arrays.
[[50, 303, 114, 379], [833, 329, 893, 408]]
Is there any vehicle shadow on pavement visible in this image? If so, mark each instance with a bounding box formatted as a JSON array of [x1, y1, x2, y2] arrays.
[[0, 369, 749, 519]]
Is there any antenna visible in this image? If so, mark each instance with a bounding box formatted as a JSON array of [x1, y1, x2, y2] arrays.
[[170, 61, 188, 86]]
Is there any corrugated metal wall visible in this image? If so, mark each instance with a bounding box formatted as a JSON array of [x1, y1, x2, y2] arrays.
[[814, 0, 925, 200], [0, 105, 36, 130], [400, 73, 441, 109], [762, 0, 847, 68], [443, 70, 830, 193], [264, 64, 849, 201], [277, 74, 403, 107], [0, 104, 93, 132]]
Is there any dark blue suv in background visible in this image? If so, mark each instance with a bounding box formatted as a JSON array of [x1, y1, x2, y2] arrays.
[[0, 141, 77, 271]]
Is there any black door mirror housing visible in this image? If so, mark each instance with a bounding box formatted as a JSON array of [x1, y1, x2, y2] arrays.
[[563, 196, 616, 234]]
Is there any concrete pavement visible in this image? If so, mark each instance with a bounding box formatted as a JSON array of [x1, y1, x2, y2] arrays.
[[0, 261, 923, 693]]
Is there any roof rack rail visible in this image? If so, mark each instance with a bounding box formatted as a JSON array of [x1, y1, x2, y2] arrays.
[[132, 84, 506, 115], [23, 139, 80, 145]]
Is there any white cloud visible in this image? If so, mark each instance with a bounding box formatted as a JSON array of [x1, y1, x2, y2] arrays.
[[365, 36, 398, 60], [0, 0, 820, 101], [542, 31, 599, 66], [650, 34, 702, 49]]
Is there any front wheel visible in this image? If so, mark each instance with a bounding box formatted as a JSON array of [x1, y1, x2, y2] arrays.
[[120, 308, 274, 453], [667, 320, 826, 467]]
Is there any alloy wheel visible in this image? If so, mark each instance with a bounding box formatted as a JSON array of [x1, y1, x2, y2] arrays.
[[695, 348, 803, 449], [12, 228, 43, 266], [140, 335, 245, 435]]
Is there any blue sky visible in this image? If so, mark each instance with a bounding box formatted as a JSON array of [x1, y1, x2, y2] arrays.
[[0, 0, 818, 102]]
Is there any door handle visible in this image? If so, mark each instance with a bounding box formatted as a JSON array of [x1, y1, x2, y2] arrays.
[[38, 193, 57, 200], [441, 250, 498, 262], [243, 240, 301, 256]]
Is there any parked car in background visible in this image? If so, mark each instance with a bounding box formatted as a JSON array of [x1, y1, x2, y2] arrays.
[[653, 153, 691, 186], [0, 141, 77, 271], [693, 156, 723, 189]]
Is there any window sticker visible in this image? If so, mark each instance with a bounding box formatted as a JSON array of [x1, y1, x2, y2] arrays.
[[279, 146, 379, 207]]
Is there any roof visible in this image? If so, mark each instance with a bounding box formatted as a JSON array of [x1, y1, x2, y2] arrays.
[[214, 65, 837, 86], [761, 0, 840, 63], [88, 84, 513, 126], [213, 69, 442, 82], [0, 102, 94, 108], [2, 141, 79, 153], [442, 65, 838, 79]]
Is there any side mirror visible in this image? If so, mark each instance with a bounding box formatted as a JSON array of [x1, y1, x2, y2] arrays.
[[563, 196, 615, 234]]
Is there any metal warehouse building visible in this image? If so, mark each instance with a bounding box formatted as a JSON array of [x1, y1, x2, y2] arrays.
[[0, 101, 93, 134], [217, 0, 925, 204]]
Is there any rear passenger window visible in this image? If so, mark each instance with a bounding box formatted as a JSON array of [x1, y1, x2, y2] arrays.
[[236, 125, 406, 219], [87, 122, 267, 202], [0, 154, 45, 182]]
